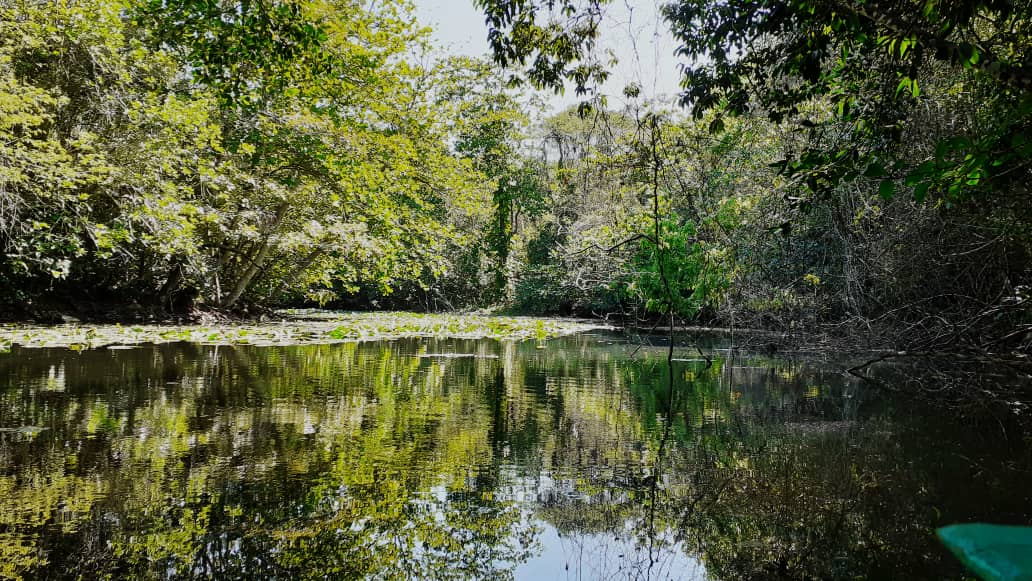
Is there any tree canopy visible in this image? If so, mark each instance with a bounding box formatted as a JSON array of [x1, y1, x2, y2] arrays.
[[476, 0, 1032, 201], [1, 0, 1029, 353], [470, 0, 1032, 350], [0, 0, 499, 312]]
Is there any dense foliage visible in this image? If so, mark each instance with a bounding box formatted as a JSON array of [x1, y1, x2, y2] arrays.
[[2, 0, 1030, 352], [0, 0, 503, 315], [473, 0, 1032, 351]]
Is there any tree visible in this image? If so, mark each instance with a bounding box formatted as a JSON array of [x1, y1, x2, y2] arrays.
[[417, 56, 550, 306], [475, 0, 1032, 201], [132, 0, 470, 309], [0, 0, 205, 303], [0, 0, 505, 314], [477, 0, 1032, 348]]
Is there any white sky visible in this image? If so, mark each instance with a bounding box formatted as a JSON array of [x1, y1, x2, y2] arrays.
[[410, 0, 684, 116]]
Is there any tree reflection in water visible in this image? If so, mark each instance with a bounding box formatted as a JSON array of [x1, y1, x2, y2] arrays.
[[0, 335, 1028, 579]]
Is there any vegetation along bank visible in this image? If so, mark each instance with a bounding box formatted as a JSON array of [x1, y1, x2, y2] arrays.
[[1, 0, 1030, 356]]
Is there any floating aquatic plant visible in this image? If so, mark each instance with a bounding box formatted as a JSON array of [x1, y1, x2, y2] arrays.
[[0, 311, 611, 351]]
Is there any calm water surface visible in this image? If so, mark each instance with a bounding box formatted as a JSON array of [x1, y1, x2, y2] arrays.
[[0, 333, 1029, 580]]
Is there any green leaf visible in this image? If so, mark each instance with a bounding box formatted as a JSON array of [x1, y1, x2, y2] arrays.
[[957, 43, 980, 67], [878, 179, 895, 200], [896, 77, 910, 98], [913, 182, 931, 202], [864, 161, 888, 178]]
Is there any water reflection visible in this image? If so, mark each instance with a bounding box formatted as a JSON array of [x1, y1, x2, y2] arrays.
[[0, 335, 1029, 579]]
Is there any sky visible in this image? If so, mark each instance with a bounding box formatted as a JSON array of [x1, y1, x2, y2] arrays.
[[410, 0, 684, 116]]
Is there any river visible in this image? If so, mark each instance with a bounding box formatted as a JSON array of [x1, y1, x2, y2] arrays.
[[0, 331, 1029, 579]]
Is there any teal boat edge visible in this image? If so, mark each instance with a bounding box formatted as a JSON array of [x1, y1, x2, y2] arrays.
[[938, 523, 1032, 581]]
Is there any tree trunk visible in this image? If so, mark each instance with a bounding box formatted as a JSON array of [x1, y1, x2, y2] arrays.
[[220, 202, 289, 309], [157, 262, 184, 310], [266, 247, 324, 300]]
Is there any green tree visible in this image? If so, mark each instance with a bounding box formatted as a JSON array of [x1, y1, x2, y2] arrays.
[[477, 0, 1032, 202], [0, 0, 511, 314], [478, 0, 1032, 347]]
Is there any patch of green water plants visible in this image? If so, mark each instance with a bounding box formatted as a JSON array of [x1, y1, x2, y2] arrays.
[[0, 311, 611, 351]]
